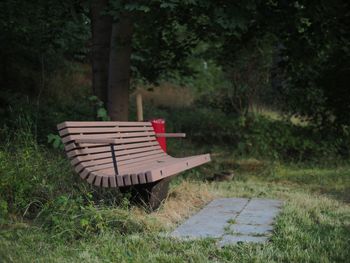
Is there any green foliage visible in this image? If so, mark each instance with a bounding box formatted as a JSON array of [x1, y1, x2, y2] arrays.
[[38, 194, 149, 240], [0, 130, 74, 219], [89, 96, 110, 121], [263, 0, 350, 127], [47, 134, 64, 150], [154, 105, 350, 162], [0, 126, 156, 240], [0, 0, 90, 93]]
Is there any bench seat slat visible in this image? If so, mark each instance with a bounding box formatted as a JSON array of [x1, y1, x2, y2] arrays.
[[76, 152, 169, 176], [93, 154, 210, 187], [104, 154, 209, 176]]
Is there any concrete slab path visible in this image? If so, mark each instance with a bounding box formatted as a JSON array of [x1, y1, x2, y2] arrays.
[[170, 198, 283, 246]]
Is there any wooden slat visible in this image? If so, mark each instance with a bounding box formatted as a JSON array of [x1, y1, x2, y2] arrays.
[[147, 154, 211, 183], [109, 176, 116, 187], [118, 156, 174, 173], [64, 131, 155, 141], [65, 143, 79, 152], [97, 155, 174, 176], [58, 121, 151, 130], [73, 138, 119, 144], [94, 174, 102, 187], [63, 134, 156, 144], [146, 171, 152, 183], [67, 141, 160, 158], [76, 152, 168, 176], [78, 153, 170, 178], [138, 173, 146, 184], [123, 175, 131, 186], [117, 154, 210, 180], [112, 154, 172, 171], [120, 156, 186, 175], [74, 149, 165, 169], [86, 173, 96, 184], [60, 126, 154, 136], [80, 154, 210, 187], [62, 131, 155, 144], [116, 175, 124, 186], [70, 145, 162, 165], [102, 176, 109, 188], [131, 174, 138, 184], [65, 140, 160, 153]]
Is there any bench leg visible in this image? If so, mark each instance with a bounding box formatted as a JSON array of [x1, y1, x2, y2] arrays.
[[126, 178, 171, 211]]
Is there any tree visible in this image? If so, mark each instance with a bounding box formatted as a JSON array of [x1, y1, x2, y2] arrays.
[[91, 0, 112, 105], [0, 0, 89, 94], [91, 1, 134, 121], [261, 0, 350, 128], [89, 0, 263, 120], [107, 12, 133, 121]]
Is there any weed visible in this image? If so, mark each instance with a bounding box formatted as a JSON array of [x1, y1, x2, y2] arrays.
[[227, 218, 236, 225]]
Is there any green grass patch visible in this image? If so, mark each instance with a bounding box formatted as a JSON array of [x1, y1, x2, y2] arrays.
[[1, 175, 349, 262], [0, 129, 349, 262]]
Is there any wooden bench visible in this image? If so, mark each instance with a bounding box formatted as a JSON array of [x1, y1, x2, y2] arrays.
[[57, 121, 211, 208]]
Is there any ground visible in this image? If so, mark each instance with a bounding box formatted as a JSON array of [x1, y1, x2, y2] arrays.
[[0, 146, 349, 262]]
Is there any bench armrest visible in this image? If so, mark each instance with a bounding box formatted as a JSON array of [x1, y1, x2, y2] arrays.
[[75, 138, 118, 144], [155, 133, 186, 138]]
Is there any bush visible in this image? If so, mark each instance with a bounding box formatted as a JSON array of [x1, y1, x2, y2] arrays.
[[152, 106, 350, 162], [0, 126, 155, 240], [38, 194, 153, 240], [0, 130, 75, 219]]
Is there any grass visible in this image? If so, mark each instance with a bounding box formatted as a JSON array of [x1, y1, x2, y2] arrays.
[[0, 141, 349, 262]]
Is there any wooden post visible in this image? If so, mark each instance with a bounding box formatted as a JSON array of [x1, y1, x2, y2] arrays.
[[136, 92, 143, 121]]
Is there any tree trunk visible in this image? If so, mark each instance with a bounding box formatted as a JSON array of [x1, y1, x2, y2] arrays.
[[91, 0, 112, 105], [107, 13, 133, 121]]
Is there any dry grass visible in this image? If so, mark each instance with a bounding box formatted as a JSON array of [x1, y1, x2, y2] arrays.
[[132, 82, 194, 108], [132, 181, 215, 230]]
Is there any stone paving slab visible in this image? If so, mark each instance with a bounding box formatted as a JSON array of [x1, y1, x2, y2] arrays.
[[170, 198, 283, 246], [229, 224, 274, 235], [171, 198, 249, 238], [219, 235, 269, 246]]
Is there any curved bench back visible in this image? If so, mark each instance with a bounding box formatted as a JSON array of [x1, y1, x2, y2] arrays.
[[57, 121, 166, 179]]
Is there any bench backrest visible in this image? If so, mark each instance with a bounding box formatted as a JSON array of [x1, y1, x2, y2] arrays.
[[57, 121, 166, 175]]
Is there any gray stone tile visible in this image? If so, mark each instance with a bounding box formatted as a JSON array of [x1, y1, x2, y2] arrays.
[[235, 198, 282, 225], [236, 215, 276, 225], [171, 198, 248, 238], [170, 197, 283, 246], [218, 235, 269, 246], [230, 224, 274, 235]]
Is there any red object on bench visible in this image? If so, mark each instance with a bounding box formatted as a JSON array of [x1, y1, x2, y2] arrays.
[[151, 119, 167, 152]]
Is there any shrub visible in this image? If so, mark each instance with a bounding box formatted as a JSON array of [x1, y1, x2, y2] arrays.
[[0, 129, 77, 219], [0, 126, 159, 239], [155, 106, 350, 162]]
